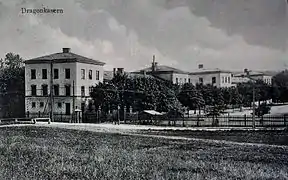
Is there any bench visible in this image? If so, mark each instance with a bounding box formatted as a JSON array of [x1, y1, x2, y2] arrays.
[[32, 118, 51, 124]]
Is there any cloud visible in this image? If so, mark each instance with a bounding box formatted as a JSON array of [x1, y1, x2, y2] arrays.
[[0, 0, 286, 72]]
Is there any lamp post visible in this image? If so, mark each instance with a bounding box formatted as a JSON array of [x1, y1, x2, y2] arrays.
[[244, 69, 256, 129]]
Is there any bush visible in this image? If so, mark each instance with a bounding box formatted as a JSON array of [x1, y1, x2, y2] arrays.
[[255, 103, 271, 117]]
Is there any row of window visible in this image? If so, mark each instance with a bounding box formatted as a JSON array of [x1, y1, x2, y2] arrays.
[[221, 76, 231, 84], [30, 68, 100, 80], [31, 102, 62, 108], [30, 85, 94, 97], [175, 77, 218, 84], [81, 69, 100, 80]]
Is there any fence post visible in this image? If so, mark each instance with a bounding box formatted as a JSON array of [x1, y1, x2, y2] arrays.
[[124, 106, 126, 124], [38, 111, 40, 118], [284, 115, 287, 126], [27, 111, 30, 118], [60, 112, 63, 122], [244, 114, 247, 127], [182, 116, 185, 127], [197, 115, 199, 127]]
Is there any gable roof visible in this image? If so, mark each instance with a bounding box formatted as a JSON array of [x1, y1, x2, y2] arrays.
[[25, 52, 105, 66], [134, 65, 189, 74]]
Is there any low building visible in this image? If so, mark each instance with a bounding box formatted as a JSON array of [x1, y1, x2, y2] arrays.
[[188, 64, 234, 88], [232, 71, 272, 85], [24, 48, 105, 115]]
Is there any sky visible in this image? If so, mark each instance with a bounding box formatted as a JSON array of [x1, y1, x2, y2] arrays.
[[0, 0, 287, 72]]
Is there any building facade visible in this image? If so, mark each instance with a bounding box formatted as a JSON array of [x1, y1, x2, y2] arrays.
[[232, 72, 272, 85], [24, 48, 105, 115]]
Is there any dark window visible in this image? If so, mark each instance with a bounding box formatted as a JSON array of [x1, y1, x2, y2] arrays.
[[212, 77, 216, 84], [89, 86, 93, 94], [65, 68, 70, 79], [176, 78, 178, 84], [42, 84, 48, 96], [81, 69, 85, 79], [53, 85, 59, 96], [81, 86, 85, 97], [188, 78, 191, 83], [65, 85, 71, 96], [54, 69, 59, 79], [199, 78, 203, 84], [32, 102, 36, 108], [31, 69, 36, 79], [228, 77, 230, 83], [225, 77, 227, 83], [184, 78, 187, 83], [40, 102, 44, 107], [57, 102, 62, 108], [222, 77, 224, 83], [89, 70, 92, 80], [31, 85, 37, 96], [96, 70, 100, 80], [42, 69, 47, 79]]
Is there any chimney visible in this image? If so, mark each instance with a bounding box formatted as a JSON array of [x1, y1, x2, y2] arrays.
[[63, 48, 71, 53], [113, 68, 116, 76], [155, 62, 158, 71], [152, 55, 156, 72], [198, 64, 203, 69], [117, 68, 124, 75]]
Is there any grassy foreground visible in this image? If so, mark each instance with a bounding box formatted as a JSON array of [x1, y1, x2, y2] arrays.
[[0, 126, 287, 179]]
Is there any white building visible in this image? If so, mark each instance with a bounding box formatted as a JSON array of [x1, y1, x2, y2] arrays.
[[188, 65, 234, 88], [24, 48, 105, 115], [232, 72, 272, 85]]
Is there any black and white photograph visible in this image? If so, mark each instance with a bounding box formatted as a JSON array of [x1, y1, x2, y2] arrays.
[[0, 0, 288, 179]]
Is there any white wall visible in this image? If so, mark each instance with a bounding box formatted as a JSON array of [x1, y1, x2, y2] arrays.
[[172, 73, 190, 84], [189, 72, 233, 88], [75, 62, 104, 97]]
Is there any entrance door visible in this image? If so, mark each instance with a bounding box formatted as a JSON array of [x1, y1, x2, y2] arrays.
[[65, 103, 71, 115]]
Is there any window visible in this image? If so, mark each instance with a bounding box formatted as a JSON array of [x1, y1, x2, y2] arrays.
[[31, 85, 37, 96], [42, 84, 48, 96], [176, 78, 178, 84], [184, 78, 187, 83], [188, 78, 191, 83], [40, 102, 44, 108], [228, 77, 230, 83], [57, 102, 62, 108], [199, 78, 203, 84], [31, 69, 36, 79], [81, 86, 85, 97], [54, 69, 59, 79], [42, 69, 47, 79], [65, 85, 71, 96], [225, 77, 227, 83], [65, 68, 70, 79], [222, 77, 224, 83], [89, 70, 92, 80], [212, 77, 216, 84], [53, 85, 59, 96], [32, 102, 36, 108], [81, 69, 85, 79], [96, 70, 100, 80], [89, 86, 93, 94]]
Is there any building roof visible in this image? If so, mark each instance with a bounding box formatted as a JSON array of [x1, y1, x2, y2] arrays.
[[134, 65, 189, 74], [233, 71, 265, 77], [25, 51, 105, 66], [189, 68, 231, 75]]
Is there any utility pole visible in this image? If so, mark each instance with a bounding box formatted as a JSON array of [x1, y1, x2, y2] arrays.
[[72, 80, 75, 123], [244, 69, 255, 129], [49, 60, 54, 123]]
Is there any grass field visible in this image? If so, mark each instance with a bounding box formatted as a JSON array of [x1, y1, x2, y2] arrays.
[[0, 126, 288, 179]]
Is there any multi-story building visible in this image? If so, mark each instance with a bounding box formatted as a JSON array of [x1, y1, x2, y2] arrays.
[[24, 48, 105, 115]]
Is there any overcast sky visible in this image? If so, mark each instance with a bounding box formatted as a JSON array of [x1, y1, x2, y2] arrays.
[[0, 0, 287, 72]]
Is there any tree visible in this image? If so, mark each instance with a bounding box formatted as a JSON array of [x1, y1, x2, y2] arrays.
[[0, 53, 25, 118], [178, 83, 204, 114], [255, 103, 271, 117], [272, 70, 288, 103]]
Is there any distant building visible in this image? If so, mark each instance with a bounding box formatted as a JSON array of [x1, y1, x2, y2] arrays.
[[132, 55, 190, 84], [24, 48, 105, 115], [133, 57, 233, 88], [188, 64, 234, 88], [232, 71, 273, 85]]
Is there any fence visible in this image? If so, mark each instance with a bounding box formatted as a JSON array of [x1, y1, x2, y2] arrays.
[[24, 110, 288, 128]]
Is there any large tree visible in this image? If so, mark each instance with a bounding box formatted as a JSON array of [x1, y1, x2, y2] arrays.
[[0, 53, 25, 118]]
